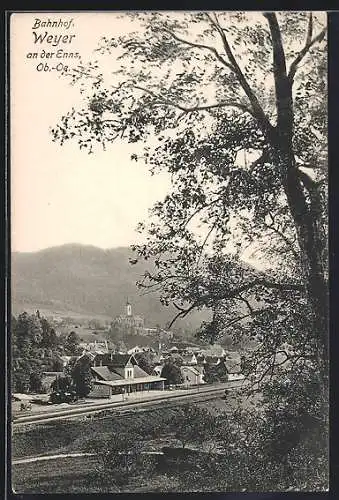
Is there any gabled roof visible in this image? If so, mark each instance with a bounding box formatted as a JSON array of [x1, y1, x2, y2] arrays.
[[127, 346, 143, 354], [79, 351, 96, 360], [181, 365, 204, 376], [111, 367, 125, 378], [133, 365, 150, 378], [94, 353, 137, 367], [153, 364, 163, 373], [181, 353, 197, 362], [110, 354, 136, 366], [91, 366, 123, 381]]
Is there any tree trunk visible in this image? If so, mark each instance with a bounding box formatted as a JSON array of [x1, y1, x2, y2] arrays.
[[286, 174, 328, 380], [264, 14, 328, 382], [271, 135, 328, 381]]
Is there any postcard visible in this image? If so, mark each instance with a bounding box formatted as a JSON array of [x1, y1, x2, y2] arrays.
[[9, 11, 328, 494]]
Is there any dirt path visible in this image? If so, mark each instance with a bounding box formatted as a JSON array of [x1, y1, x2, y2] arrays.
[[13, 450, 166, 465], [12, 452, 95, 465]]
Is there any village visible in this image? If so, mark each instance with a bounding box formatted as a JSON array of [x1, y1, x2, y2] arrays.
[[12, 300, 244, 415]]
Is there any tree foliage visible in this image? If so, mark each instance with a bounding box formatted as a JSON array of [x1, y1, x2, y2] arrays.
[[134, 351, 157, 374], [51, 11, 328, 490], [171, 404, 224, 449], [161, 359, 183, 386], [52, 11, 327, 382], [204, 361, 228, 383], [11, 312, 62, 393], [70, 353, 93, 397], [50, 375, 77, 403], [84, 423, 151, 491], [64, 331, 81, 355]]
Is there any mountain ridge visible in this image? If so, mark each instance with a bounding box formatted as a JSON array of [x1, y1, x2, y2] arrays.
[[11, 244, 211, 330]]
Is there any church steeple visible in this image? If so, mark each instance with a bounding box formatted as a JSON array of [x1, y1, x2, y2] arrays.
[[126, 298, 132, 317]]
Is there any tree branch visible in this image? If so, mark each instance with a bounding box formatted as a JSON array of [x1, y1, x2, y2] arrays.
[[133, 85, 255, 118], [168, 302, 198, 329], [223, 307, 269, 329], [168, 278, 304, 328], [263, 218, 300, 260], [212, 278, 304, 301], [196, 224, 216, 267], [264, 12, 292, 129], [162, 27, 235, 72], [288, 15, 326, 82], [207, 12, 274, 136], [236, 296, 254, 314]]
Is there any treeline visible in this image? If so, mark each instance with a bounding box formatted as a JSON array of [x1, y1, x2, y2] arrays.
[[11, 311, 83, 394]]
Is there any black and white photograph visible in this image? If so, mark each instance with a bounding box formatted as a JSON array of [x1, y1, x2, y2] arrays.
[[10, 11, 328, 493]]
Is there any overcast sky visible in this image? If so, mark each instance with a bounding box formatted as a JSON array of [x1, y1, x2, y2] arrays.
[[11, 13, 172, 253], [11, 11, 324, 262]]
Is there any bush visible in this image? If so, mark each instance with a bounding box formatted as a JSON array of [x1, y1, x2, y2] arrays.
[[84, 427, 156, 490], [49, 390, 77, 404]]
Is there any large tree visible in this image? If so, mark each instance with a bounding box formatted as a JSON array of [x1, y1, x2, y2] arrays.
[[70, 353, 94, 397], [12, 312, 44, 393], [161, 359, 184, 386], [64, 330, 81, 356], [52, 12, 327, 387]]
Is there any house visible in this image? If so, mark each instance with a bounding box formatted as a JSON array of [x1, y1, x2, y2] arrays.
[[196, 353, 207, 364], [181, 365, 205, 386], [153, 364, 205, 386], [89, 353, 166, 397], [79, 340, 109, 354], [201, 346, 226, 357], [127, 345, 149, 355], [181, 353, 198, 366], [78, 351, 96, 362]]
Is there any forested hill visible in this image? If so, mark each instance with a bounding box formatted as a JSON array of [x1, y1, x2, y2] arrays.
[[11, 244, 210, 330]]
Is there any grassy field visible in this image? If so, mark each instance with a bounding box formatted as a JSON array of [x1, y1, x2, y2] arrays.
[[11, 395, 241, 459], [12, 456, 100, 494], [11, 395, 245, 493], [12, 455, 184, 493]]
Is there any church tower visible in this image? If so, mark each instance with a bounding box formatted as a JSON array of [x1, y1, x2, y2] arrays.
[[126, 298, 132, 317]]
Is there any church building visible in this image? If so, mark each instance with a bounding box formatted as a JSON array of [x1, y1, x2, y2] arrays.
[[113, 299, 145, 335]]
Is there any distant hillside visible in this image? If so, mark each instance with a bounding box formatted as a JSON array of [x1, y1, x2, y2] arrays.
[[11, 244, 211, 331]]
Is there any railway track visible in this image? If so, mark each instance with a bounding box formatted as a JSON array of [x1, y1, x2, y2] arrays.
[[12, 383, 242, 427]]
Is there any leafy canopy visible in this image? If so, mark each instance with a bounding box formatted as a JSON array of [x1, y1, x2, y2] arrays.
[[52, 12, 327, 386]]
